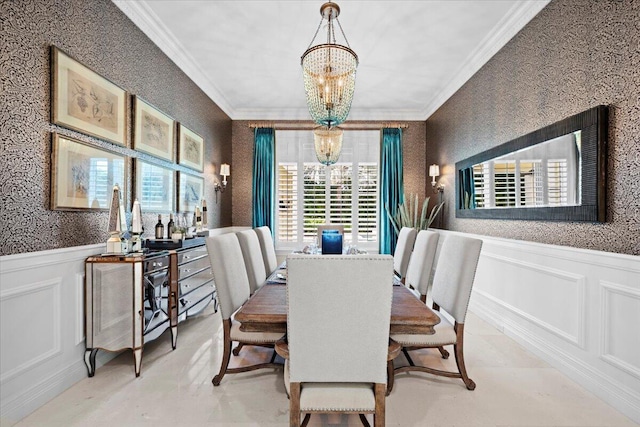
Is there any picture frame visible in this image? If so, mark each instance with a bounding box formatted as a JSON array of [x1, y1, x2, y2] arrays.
[[51, 133, 127, 211], [133, 96, 176, 161], [178, 124, 204, 171], [51, 46, 127, 146], [134, 159, 175, 213], [178, 172, 204, 212]]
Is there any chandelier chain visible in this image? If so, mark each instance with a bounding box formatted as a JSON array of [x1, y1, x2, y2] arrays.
[[335, 18, 351, 49], [306, 17, 324, 51]]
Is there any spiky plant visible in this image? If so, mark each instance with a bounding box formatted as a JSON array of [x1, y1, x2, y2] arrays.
[[385, 193, 444, 234]]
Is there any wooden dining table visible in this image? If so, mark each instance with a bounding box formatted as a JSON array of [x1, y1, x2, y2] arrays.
[[234, 282, 441, 335]]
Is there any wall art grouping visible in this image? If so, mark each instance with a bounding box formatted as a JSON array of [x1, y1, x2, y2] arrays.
[[49, 45, 206, 214]]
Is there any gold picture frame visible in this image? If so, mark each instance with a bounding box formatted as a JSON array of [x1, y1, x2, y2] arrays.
[[51, 46, 128, 146], [51, 133, 127, 211], [133, 96, 176, 161], [133, 159, 175, 213], [178, 124, 204, 172], [178, 172, 204, 212]]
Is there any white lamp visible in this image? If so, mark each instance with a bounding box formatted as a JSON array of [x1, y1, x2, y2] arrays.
[[429, 164, 444, 193], [215, 163, 230, 203]]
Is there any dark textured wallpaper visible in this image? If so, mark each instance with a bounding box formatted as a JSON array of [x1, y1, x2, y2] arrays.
[[231, 121, 427, 227], [0, 0, 232, 255], [426, 0, 640, 255]]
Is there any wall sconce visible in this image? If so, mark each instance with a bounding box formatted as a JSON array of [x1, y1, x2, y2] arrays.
[[214, 163, 230, 203], [429, 164, 444, 193]]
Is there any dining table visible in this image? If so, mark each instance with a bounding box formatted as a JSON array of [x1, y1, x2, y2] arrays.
[[234, 268, 441, 335]]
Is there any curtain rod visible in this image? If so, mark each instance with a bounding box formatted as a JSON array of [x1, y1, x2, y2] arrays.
[[248, 122, 409, 130]]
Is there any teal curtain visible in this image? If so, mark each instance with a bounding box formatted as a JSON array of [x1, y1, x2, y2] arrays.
[[252, 128, 275, 228], [379, 128, 404, 255], [459, 167, 476, 209]]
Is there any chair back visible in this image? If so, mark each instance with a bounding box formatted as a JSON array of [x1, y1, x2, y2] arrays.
[[405, 230, 439, 297], [316, 224, 345, 249], [206, 234, 251, 320], [236, 229, 267, 294], [394, 227, 418, 278], [431, 235, 482, 324], [286, 254, 394, 384], [255, 226, 278, 274]]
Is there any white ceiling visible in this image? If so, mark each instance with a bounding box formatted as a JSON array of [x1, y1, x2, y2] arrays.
[[113, 0, 549, 122]]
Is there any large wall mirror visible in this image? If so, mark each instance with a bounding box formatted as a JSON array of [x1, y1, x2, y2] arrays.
[[455, 105, 608, 222]]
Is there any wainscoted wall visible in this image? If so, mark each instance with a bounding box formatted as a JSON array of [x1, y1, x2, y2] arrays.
[[231, 121, 427, 227], [426, 0, 640, 255], [437, 230, 640, 423], [0, 0, 232, 256]]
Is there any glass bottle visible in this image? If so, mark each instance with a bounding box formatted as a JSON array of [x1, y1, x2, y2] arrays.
[[155, 214, 164, 239], [166, 213, 175, 239]]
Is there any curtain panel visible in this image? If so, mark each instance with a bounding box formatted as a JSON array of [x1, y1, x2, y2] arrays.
[[252, 128, 275, 228], [379, 128, 404, 255]]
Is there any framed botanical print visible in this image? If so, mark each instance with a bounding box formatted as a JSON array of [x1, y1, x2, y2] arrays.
[[134, 159, 175, 213], [51, 133, 127, 211], [178, 172, 204, 212], [51, 46, 127, 146], [133, 96, 175, 161], [178, 124, 204, 171]]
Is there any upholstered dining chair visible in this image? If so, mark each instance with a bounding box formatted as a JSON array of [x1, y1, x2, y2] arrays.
[[389, 234, 482, 392], [316, 224, 345, 250], [404, 230, 439, 302], [255, 226, 278, 275], [281, 254, 394, 427], [393, 227, 418, 283], [236, 229, 268, 295], [206, 234, 283, 386]]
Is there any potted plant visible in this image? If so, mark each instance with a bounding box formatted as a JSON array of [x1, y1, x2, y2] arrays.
[[385, 193, 444, 234]]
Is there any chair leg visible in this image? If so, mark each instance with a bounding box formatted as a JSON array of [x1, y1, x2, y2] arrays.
[[453, 324, 475, 390], [437, 346, 450, 359], [300, 414, 310, 427], [386, 360, 394, 396], [232, 342, 244, 356], [359, 414, 371, 427], [290, 383, 301, 427], [212, 319, 232, 386], [374, 383, 385, 427]]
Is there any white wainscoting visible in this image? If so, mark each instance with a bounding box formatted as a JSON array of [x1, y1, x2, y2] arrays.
[[439, 230, 640, 423]]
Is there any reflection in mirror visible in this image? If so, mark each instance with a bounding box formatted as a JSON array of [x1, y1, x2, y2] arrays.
[[471, 131, 582, 209], [455, 105, 607, 222]]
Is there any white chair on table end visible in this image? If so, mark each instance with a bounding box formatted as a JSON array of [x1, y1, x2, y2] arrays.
[[280, 254, 394, 427], [394, 227, 418, 283], [255, 226, 278, 275], [206, 234, 282, 386], [389, 234, 482, 392], [404, 230, 439, 302]]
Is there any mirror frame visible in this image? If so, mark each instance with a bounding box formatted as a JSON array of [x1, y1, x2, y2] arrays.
[[455, 105, 608, 222]]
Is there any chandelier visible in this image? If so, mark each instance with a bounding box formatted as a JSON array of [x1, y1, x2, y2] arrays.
[[301, 2, 358, 128], [314, 126, 343, 166]]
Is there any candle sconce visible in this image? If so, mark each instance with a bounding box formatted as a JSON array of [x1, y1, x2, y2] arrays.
[[214, 163, 230, 203], [429, 164, 445, 193]]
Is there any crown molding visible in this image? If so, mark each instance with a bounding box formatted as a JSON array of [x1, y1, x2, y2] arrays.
[[112, 0, 236, 119], [419, 0, 550, 120]]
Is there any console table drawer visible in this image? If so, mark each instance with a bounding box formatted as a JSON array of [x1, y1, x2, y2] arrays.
[[177, 247, 208, 265], [178, 256, 211, 280], [180, 270, 214, 295]]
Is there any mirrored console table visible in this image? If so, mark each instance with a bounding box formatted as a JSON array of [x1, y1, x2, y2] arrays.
[[84, 237, 216, 377]]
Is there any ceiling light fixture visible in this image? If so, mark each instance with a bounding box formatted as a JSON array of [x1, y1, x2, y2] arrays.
[[301, 2, 358, 128], [313, 126, 343, 166]]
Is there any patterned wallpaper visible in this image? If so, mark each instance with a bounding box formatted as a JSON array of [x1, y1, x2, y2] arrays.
[[426, 0, 640, 256], [231, 121, 428, 227], [0, 0, 232, 256]]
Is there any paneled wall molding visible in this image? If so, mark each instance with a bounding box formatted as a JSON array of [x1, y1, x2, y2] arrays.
[[600, 280, 640, 380], [437, 230, 640, 423], [0, 244, 104, 275], [0, 278, 62, 383]]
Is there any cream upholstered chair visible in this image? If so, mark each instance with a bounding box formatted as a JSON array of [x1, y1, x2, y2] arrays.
[[206, 234, 282, 386], [255, 226, 278, 274], [282, 254, 394, 427], [404, 230, 439, 302], [393, 227, 417, 283], [316, 224, 345, 250], [236, 229, 267, 294], [389, 234, 482, 391]]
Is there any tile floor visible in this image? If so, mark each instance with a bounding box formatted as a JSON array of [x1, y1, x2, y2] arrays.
[[13, 306, 639, 427]]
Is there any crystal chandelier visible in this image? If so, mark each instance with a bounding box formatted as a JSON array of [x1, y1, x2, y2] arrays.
[[313, 126, 343, 166], [301, 2, 358, 128]]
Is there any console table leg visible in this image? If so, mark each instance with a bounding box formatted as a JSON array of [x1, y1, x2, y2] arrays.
[[84, 349, 97, 377], [133, 348, 142, 377], [171, 326, 178, 349]]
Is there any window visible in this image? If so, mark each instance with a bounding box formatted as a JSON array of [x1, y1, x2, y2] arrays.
[[493, 160, 516, 207], [275, 130, 379, 250], [519, 160, 543, 206]]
